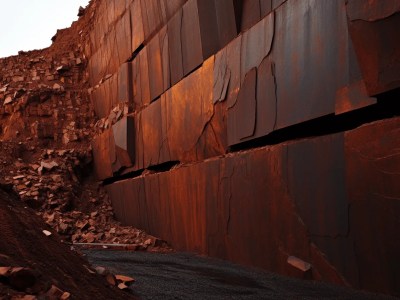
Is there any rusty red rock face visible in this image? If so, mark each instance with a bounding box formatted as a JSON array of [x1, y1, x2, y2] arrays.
[[345, 118, 400, 294], [89, 0, 400, 296], [346, 0, 400, 96], [147, 30, 165, 102], [106, 117, 400, 295], [112, 116, 135, 168], [140, 0, 164, 41], [88, 0, 189, 86], [181, 0, 203, 76], [117, 63, 132, 104], [135, 99, 169, 170], [227, 67, 257, 145], [92, 117, 135, 180], [133, 57, 225, 170], [224, 0, 376, 147], [273, 0, 347, 129], [130, 0, 144, 53], [163, 58, 225, 162], [167, 9, 184, 86], [92, 130, 114, 181], [90, 74, 118, 119], [115, 10, 132, 63], [197, 0, 238, 59], [180, 0, 238, 77], [260, 0, 272, 17], [240, 0, 261, 31], [131, 49, 151, 109]]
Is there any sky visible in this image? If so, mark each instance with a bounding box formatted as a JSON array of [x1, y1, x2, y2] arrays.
[[0, 0, 90, 58]]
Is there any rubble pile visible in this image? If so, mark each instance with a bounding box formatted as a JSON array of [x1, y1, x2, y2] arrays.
[[0, 49, 93, 143], [0, 0, 171, 258], [0, 142, 170, 251]]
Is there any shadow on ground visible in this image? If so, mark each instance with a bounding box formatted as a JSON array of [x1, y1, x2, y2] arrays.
[[84, 250, 395, 300]]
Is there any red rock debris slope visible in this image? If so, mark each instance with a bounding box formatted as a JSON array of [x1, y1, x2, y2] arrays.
[[0, 1, 169, 298]]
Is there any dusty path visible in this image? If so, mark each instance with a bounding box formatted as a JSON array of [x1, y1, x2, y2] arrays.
[[85, 250, 396, 300]]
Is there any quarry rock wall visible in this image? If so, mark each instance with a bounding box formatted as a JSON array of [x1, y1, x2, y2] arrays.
[[88, 0, 400, 295]]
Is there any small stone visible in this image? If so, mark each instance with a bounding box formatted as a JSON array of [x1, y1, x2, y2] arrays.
[[0, 266, 11, 276], [38, 161, 59, 173], [287, 256, 312, 272], [31, 164, 40, 171], [0, 85, 8, 93], [61, 292, 71, 300], [57, 150, 67, 156], [45, 285, 64, 298], [4, 96, 13, 104], [94, 266, 107, 276], [42, 230, 52, 237], [118, 282, 129, 290], [115, 274, 135, 284], [106, 273, 116, 286]]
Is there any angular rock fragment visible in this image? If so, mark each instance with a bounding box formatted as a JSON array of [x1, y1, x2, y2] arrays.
[[287, 256, 312, 272]]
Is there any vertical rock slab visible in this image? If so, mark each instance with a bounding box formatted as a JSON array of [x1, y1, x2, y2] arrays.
[[115, 10, 133, 64], [345, 117, 400, 294], [196, 0, 220, 60], [346, 0, 400, 96], [112, 116, 135, 168], [168, 9, 184, 86], [140, 0, 164, 41], [91, 75, 119, 119], [227, 68, 257, 145], [274, 0, 348, 129], [159, 26, 171, 92], [240, 0, 261, 31], [181, 0, 203, 76], [117, 63, 132, 104], [131, 49, 151, 109], [285, 133, 359, 284], [260, 0, 272, 18], [240, 12, 274, 83], [92, 129, 115, 181], [130, 0, 145, 53], [140, 100, 169, 168], [335, 28, 376, 114], [147, 32, 165, 102], [214, 36, 242, 106], [163, 57, 224, 162], [214, 0, 238, 49]]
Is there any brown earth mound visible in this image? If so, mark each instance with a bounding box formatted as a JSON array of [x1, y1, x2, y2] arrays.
[[0, 185, 136, 299]]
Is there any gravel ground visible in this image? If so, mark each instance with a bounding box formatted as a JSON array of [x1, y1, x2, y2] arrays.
[[85, 250, 397, 300]]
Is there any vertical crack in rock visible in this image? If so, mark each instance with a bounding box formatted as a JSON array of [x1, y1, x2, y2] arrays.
[[188, 96, 216, 157]]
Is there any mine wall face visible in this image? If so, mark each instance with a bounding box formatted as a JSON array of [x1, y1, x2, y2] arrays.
[[88, 0, 400, 295]]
